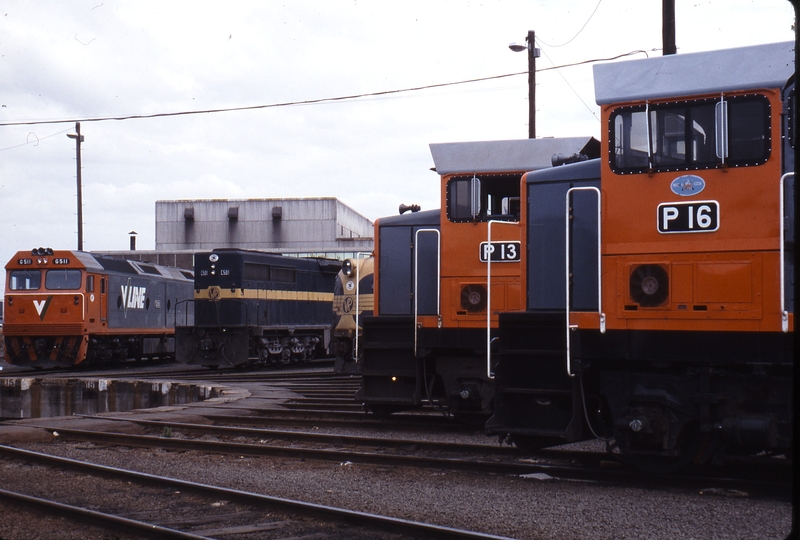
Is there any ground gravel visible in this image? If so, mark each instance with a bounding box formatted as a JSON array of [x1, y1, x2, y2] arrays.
[[3, 440, 792, 540], [0, 366, 792, 540]]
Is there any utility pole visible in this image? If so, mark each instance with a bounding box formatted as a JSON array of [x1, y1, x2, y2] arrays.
[[526, 30, 537, 138], [509, 30, 540, 138], [67, 122, 84, 251], [662, 0, 676, 55]]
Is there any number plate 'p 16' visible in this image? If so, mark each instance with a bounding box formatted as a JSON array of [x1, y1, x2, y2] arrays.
[[657, 201, 719, 233], [479, 241, 520, 262]]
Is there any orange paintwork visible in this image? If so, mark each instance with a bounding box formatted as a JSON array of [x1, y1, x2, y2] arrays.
[[432, 174, 525, 329], [572, 88, 793, 334]]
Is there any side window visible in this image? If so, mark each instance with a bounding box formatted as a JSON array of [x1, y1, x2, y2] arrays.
[[610, 95, 770, 173], [446, 174, 521, 223], [447, 176, 481, 221], [613, 108, 649, 170], [86, 275, 95, 293], [728, 98, 769, 162]]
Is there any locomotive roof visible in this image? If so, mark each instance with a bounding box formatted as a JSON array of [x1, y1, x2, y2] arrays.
[[593, 41, 794, 105], [429, 137, 600, 176], [377, 208, 441, 226]]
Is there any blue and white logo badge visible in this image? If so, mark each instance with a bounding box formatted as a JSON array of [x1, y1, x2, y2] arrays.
[[670, 175, 705, 196]]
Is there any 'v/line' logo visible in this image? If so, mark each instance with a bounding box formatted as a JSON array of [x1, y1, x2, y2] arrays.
[[33, 296, 54, 320]]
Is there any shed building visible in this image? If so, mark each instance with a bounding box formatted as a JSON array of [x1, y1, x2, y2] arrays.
[[155, 197, 373, 258]]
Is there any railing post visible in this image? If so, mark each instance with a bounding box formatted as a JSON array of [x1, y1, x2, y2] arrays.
[[414, 230, 441, 357], [565, 187, 603, 377]]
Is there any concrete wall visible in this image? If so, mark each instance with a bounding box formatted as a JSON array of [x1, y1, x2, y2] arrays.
[[155, 197, 373, 254]]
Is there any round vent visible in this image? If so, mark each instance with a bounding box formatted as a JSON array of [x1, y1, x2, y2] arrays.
[[460, 284, 487, 313], [629, 265, 669, 307]]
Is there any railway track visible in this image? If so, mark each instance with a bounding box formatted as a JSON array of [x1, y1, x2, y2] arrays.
[[0, 444, 510, 540], [0, 364, 793, 539]]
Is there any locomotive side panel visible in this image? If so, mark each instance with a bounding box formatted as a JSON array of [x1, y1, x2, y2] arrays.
[[4, 250, 193, 367], [489, 42, 794, 468], [177, 250, 340, 367]]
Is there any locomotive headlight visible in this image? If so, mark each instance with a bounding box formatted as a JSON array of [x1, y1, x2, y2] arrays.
[[343, 259, 355, 277]]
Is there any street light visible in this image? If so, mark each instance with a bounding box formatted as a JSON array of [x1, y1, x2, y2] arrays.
[[509, 30, 540, 139], [67, 122, 85, 251]]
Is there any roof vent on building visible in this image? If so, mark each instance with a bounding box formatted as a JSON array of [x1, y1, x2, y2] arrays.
[[184, 207, 194, 221], [228, 206, 239, 221], [272, 206, 282, 220]]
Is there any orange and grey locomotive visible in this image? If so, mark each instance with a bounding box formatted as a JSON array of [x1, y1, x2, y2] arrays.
[[3, 248, 194, 368]]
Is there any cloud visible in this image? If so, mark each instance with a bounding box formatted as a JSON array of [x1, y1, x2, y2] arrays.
[[0, 0, 794, 274]]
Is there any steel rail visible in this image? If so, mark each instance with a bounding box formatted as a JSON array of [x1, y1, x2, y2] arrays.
[[0, 487, 213, 540], [21, 425, 791, 497], [77, 414, 521, 456], [28, 425, 591, 477], [0, 444, 513, 540]]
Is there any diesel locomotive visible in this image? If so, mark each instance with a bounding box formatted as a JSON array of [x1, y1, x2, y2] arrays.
[[355, 137, 600, 420], [3, 248, 194, 368], [175, 249, 342, 367], [356, 41, 793, 469], [332, 255, 374, 374], [485, 41, 795, 467]]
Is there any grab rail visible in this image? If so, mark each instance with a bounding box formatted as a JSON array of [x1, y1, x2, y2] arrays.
[[414, 229, 441, 356], [780, 172, 793, 333], [486, 219, 519, 380], [565, 186, 604, 378]]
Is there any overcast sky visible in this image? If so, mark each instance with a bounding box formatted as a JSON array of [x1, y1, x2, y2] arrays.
[[0, 1, 795, 272]]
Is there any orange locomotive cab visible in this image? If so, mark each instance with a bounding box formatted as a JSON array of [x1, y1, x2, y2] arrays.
[[578, 43, 795, 464], [489, 42, 794, 467], [357, 138, 599, 419], [4, 249, 97, 365], [4, 248, 193, 368]]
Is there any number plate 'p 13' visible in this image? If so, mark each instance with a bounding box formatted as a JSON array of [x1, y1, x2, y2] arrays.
[[479, 242, 520, 262]]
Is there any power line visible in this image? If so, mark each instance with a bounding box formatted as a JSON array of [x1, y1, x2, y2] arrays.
[[0, 50, 647, 129], [536, 0, 604, 48]]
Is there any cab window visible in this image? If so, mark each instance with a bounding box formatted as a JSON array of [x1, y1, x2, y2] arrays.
[[9, 270, 41, 290], [446, 174, 520, 223], [610, 94, 770, 173], [45, 269, 82, 290]]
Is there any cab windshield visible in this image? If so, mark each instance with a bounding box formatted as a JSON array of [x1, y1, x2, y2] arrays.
[[9, 270, 41, 290], [45, 269, 82, 290]]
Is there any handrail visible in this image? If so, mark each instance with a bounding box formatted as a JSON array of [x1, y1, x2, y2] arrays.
[[352, 251, 372, 361], [486, 219, 519, 380], [780, 172, 793, 333], [414, 229, 441, 357], [565, 186, 603, 378]]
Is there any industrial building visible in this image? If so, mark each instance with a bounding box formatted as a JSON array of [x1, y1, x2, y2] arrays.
[[94, 197, 374, 269]]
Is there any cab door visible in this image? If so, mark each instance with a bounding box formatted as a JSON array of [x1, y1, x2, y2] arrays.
[[100, 276, 108, 327]]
